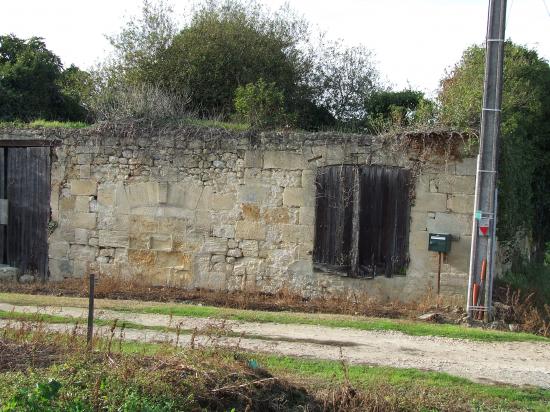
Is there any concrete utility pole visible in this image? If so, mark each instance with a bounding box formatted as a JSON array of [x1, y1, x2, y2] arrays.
[[467, 0, 507, 321]]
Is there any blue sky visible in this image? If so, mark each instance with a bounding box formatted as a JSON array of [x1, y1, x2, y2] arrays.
[[4, 0, 550, 95]]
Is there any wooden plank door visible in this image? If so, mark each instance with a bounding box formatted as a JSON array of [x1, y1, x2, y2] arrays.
[[0, 149, 5, 264], [5, 147, 51, 279]]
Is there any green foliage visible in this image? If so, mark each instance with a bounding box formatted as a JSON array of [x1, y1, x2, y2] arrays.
[[102, 0, 376, 129], [0, 379, 88, 412], [439, 42, 550, 248], [156, 0, 308, 117], [500, 263, 550, 307], [309, 40, 381, 122], [105, 0, 176, 87], [234, 78, 286, 128], [0, 35, 89, 122], [362, 89, 436, 133]]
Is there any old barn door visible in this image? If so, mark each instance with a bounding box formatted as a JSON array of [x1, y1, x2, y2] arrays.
[[0, 146, 51, 279]]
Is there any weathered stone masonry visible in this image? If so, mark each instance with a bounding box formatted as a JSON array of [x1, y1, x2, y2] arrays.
[[1, 127, 477, 302]]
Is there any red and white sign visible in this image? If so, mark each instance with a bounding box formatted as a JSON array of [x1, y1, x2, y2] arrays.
[[479, 218, 490, 236]]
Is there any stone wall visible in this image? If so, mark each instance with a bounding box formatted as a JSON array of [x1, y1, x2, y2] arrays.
[[1, 126, 476, 302]]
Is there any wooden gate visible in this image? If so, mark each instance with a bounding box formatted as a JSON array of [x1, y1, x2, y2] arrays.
[[0, 145, 51, 280]]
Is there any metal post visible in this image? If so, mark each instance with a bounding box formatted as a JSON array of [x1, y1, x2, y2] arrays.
[[467, 0, 507, 321], [87, 273, 95, 349]]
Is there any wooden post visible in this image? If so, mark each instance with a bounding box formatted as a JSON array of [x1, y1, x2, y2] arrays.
[[437, 252, 442, 295], [87, 273, 95, 349]]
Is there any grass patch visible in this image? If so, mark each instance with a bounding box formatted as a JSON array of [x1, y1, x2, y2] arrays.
[[1, 329, 549, 411], [259, 355, 550, 411], [0, 119, 90, 129], [1, 292, 548, 343], [184, 117, 250, 131], [0, 309, 168, 333]]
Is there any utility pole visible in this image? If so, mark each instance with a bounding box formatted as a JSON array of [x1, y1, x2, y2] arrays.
[[466, 0, 507, 322]]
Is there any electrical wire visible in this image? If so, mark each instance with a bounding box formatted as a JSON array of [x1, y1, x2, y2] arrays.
[[542, 0, 550, 17]]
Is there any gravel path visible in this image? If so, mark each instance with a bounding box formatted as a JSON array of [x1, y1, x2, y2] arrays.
[[1, 303, 549, 388]]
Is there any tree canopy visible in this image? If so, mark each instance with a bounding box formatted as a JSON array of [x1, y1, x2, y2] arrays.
[[0, 34, 89, 122], [439, 42, 550, 254], [101, 0, 383, 129]]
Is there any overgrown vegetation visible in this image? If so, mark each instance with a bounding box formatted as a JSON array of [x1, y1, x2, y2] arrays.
[[0, 35, 90, 122], [439, 42, 550, 257], [0, 326, 549, 411]]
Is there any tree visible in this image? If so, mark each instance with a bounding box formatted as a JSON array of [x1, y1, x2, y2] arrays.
[[105, 0, 176, 86], [0, 34, 89, 121], [155, 0, 309, 116], [309, 40, 380, 122], [364, 89, 434, 130], [234, 78, 286, 128], [439, 42, 550, 255]]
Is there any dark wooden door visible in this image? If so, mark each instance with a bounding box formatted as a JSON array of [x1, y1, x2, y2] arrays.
[[0, 147, 50, 279]]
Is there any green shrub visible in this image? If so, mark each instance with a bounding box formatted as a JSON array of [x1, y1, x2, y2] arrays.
[[234, 78, 287, 128]]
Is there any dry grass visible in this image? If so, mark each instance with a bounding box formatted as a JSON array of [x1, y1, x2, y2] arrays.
[[0, 276, 461, 322], [494, 285, 550, 337]]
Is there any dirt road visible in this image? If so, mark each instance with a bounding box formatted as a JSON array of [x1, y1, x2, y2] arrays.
[[1, 302, 549, 388]]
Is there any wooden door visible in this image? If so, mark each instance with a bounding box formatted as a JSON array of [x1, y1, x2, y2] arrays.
[[0, 146, 50, 279]]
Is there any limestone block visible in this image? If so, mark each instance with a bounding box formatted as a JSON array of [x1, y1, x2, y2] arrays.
[[48, 241, 70, 259], [427, 212, 472, 236], [447, 195, 475, 214], [455, 157, 477, 176], [157, 217, 187, 233], [244, 151, 263, 168], [240, 240, 259, 257], [280, 224, 313, 244], [69, 244, 97, 261], [412, 191, 448, 213], [74, 196, 91, 212], [200, 237, 228, 254], [237, 185, 270, 204], [125, 182, 159, 208], [299, 207, 315, 225], [97, 185, 115, 207], [302, 170, 315, 188], [72, 213, 97, 230], [227, 248, 243, 258], [241, 204, 260, 221], [80, 165, 91, 179], [114, 248, 128, 264], [158, 182, 168, 204], [59, 195, 75, 212], [128, 216, 159, 233], [167, 182, 203, 209], [128, 249, 156, 266], [211, 254, 226, 264], [283, 188, 312, 207], [262, 207, 290, 224], [49, 258, 73, 281], [150, 234, 172, 251], [77, 154, 92, 164], [410, 211, 427, 232], [210, 192, 236, 210], [74, 228, 90, 245], [264, 151, 306, 170], [446, 235, 472, 274], [235, 221, 267, 240], [99, 230, 129, 248], [288, 260, 313, 277], [430, 175, 475, 195], [212, 224, 235, 239], [70, 179, 97, 196], [156, 251, 192, 269]]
